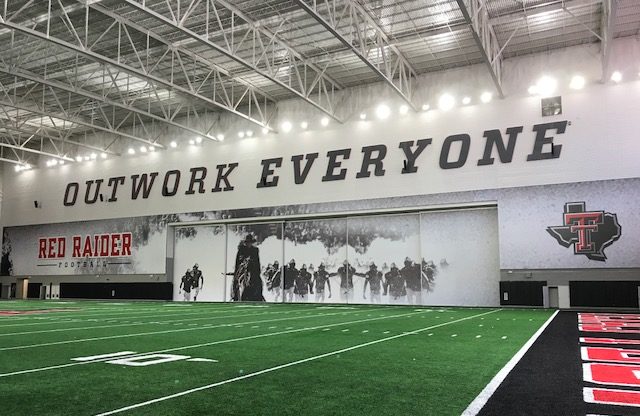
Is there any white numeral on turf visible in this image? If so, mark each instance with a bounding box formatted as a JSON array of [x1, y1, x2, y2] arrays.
[[71, 351, 136, 362], [106, 354, 191, 367], [71, 352, 218, 367]]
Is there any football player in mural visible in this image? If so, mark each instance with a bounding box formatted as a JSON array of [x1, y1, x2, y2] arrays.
[[384, 263, 406, 304], [333, 260, 357, 303], [401, 257, 422, 305], [191, 263, 204, 301], [359, 262, 384, 303], [312, 262, 332, 303], [264, 261, 282, 302], [229, 234, 265, 302], [421, 259, 437, 293], [283, 259, 298, 302], [294, 264, 313, 302], [179, 268, 194, 302]]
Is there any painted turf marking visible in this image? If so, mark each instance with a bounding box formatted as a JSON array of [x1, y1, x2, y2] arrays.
[[93, 309, 500, 415], [71, 351, 136, 362], [75, 352, 219, 367], [460, 310, 559, 416], [584, 387, 640, 409], [107, 354, 191, 367], [235, 305, 270, 308], [0, 309, 453, 378]]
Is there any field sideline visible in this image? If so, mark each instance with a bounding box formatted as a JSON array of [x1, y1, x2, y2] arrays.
[[0, 301, 553, 415]]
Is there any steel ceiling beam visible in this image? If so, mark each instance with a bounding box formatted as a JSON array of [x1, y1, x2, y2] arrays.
[[489, 0, 601, 25], [0, 119, 76, 164], [0, 83, 163, 148], [455, 0, 504, 98], [0, 122, 120, 157], [0, 139, 75, 162], [0, 3, 276, 135], [122, 0, 344, 122], [0, 155, 28, 166], [293, 0, 417, 110], [0, 64, 220, 144], [600, 0, 617, 82], [86, 2, 276, 101]]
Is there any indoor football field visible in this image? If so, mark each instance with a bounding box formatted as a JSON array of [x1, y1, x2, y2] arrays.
[[0, 300, 553, 416]]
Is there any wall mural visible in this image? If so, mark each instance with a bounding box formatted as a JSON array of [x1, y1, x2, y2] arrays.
[[171, 210, 500, 306]]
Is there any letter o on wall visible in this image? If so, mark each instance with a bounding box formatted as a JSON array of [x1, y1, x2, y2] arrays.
[[64, 182, 80, 206], [439, 134, 471, 169], [162, 170, 181, 196]]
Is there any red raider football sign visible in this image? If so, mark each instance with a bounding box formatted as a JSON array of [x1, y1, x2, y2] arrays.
[[36, 233, 133, 271], [2, 215, 166, 276], [38, 233, 132, 259]]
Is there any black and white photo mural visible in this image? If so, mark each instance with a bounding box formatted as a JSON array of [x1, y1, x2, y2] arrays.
[[225, 223, 283, 303], [347, 214, 421, 305], [420, 208, 500, 306], [173, 225, 226, 302], [283, 219, 347, 303], [169, 209, 500, 305]]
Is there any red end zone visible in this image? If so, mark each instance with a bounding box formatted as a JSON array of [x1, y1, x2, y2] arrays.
[[581, 337, 640, 346], [579, 313, 640, 412], [584, 387, 640, 408]]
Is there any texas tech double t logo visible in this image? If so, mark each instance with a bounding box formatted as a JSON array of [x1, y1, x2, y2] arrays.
[[547, 202, 621, 261]]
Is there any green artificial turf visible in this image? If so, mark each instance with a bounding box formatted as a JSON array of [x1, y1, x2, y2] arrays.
[[0, 301, 553, 415]]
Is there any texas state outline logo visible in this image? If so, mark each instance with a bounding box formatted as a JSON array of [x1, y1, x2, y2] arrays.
[[547, 202, 622, 262]]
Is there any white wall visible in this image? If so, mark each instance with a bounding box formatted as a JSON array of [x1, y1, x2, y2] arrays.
[[499, 179, 640, 269]]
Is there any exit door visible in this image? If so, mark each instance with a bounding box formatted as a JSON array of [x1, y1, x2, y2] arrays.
[[549, 286, 559, 309]]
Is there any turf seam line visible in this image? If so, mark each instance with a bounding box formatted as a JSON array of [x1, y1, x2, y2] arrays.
[[460, 310, 559, 416], [92, 309, 500, 416]]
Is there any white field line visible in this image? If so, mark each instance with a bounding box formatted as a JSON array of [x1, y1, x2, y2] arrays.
[[0, 309, 360, 351], [0, 308, 480, 378], [460, 310, 559, 416], [0, 306, 184, 319], [0, 304, 242, 322], [0, 309, 309, 337], [0, 304, 166, 311], [94, 309, 501, 415], [0, 303, 389, 328], [0, 302, 249, 318], [0, 310, 245, 329], [0, 305, 291, 328]]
